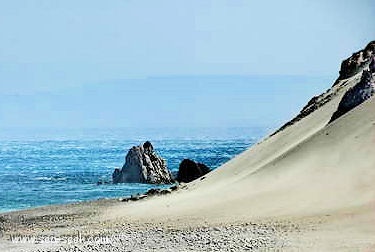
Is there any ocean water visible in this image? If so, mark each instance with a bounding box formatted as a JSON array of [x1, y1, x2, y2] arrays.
[[0, 127, 267, 213]]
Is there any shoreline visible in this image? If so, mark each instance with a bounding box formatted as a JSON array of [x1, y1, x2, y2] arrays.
[[1, 191, 374, 251]]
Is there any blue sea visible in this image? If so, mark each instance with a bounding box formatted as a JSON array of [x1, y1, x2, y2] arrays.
[[0, 127, 267, 213]]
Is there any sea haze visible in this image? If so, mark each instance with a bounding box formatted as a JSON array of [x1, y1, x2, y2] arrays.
[[0, 127, 265, 213], [0, 75, 334, 130]]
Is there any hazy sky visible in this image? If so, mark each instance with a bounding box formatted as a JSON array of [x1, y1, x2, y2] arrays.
[[0, 0, 374, 130]]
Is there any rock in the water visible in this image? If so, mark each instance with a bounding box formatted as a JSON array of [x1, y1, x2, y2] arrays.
[[112, 141, 174, 184], [176, 159, 211, 183], [330, 70, 375, 122]]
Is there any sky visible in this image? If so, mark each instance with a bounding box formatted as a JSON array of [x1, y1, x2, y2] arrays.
[[0, 0, 374, 132]]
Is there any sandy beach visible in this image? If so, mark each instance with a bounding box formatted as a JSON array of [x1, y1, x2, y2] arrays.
[[1, 45, 375, 251]]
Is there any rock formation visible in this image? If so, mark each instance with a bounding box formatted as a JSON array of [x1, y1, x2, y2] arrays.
[[112, 141, 174, 184], [272, 41, 375, 136], [176, 159, 211, 183], [337, 41, 375, 81], [330, 70, 374, 122]]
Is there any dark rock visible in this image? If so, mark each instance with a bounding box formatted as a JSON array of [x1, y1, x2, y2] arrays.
[[170, 185, 179, 191], [145, 186, 180, 197], [112, 141, 174, 184], [330, 70, 374, 122], [120, 193, 147, 202], [130, 195, 139, 201], [146, 188, 161, 196], [338, 41, 375, 81], [176, 159, 211, 183]]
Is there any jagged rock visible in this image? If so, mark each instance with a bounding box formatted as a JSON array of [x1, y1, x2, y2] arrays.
[[112, 141, 174, 184], [176, 159, 211, 183], [330, 70, 375, 122], [337, 41, 375, 81]]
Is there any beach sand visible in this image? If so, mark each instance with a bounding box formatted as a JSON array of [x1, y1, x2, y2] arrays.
[[1, 69, 375, 251]]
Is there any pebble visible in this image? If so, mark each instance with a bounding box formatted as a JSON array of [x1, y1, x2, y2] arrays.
[[10, 221, 289, 252]]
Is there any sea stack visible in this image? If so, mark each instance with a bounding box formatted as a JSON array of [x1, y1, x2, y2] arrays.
[[112, 141, 174, 184]]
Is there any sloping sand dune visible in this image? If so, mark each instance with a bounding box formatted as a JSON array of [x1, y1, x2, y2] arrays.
[[106, 71, 375, 223]]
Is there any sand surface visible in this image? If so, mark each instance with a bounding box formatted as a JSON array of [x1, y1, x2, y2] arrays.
[[1, 71, 375, 251]]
